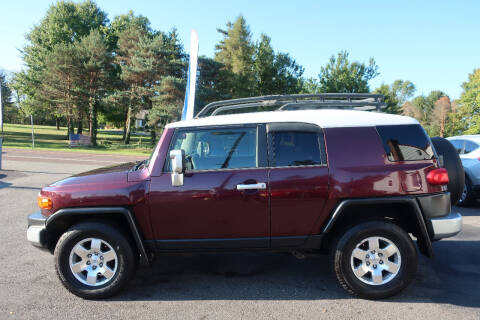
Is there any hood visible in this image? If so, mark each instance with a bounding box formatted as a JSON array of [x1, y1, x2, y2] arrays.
[[50, 162, 136, 187]]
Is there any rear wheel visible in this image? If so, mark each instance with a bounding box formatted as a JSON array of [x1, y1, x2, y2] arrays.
[[431, 137, 465, 205], [54, 222, 137, 299], [332, 221, 417, 299]]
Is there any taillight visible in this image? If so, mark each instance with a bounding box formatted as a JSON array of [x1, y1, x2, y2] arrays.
[[37, 195, 53, 209], [426, 168, 449, 185]]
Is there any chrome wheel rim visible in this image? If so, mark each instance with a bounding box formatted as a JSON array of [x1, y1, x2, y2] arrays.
[[460, 184, 468, 203], [69, 238, 118, 287], [350, 236, 401, 286]]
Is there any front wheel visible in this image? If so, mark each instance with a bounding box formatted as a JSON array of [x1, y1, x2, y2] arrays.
[[54, 222, 137, 299], [332, 221, 417, 299]]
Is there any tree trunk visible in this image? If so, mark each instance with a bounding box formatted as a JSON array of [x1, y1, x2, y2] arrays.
[[124, 106, 132, 144], [56, 117, 60, 130], [122, 108, 128, 140], [440, 112, 445, 137], [67, 117, 74, 139], [89, 100, 98, 146], [150, 129, 156, 145], [77, 118, 83, 134]]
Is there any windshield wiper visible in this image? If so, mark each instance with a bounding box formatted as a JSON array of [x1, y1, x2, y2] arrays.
[[132, 159, 148, 171]]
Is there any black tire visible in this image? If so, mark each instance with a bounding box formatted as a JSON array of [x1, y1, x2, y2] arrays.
[[457, 176, 475, 207], [54, 222, 137, 299], [332, 221, 417, 299], [431, 137, 465, 205]]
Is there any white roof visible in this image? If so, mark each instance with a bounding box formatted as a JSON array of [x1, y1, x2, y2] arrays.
[[447, 135, 480, 143], [167, 109, 419, 129]]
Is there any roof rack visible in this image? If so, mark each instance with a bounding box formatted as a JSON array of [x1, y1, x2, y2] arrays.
[[195, 93, 386, 118]]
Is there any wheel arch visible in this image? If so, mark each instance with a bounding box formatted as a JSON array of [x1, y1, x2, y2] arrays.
[[46, 207, 150, 266], [321, 197, 433, 257]]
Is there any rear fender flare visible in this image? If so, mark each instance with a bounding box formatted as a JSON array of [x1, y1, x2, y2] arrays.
[[323, 197, 433, 257]]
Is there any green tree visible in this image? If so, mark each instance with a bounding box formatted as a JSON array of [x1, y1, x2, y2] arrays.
[[40, 43, 83, 135], [76, 30, 113, 145], [374, 80, 416, 114], [115, 26, 183, 144], [253, 34, 304, 95], [215, 15, 255, 98], [148, 76, 185, 135], [0, 71, 12, 109], [410, 90, 445, 123], [0, 71, 17, 125], [300, 78, 321, 94], [106, 11, 152, 50], [195, 56, 229, 114], [316, 51, 379, 93], [16, 0, 108, 131], [446, 69, 480, 135]]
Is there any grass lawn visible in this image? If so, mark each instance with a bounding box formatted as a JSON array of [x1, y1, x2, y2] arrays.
[[1, 123, 154, 156]]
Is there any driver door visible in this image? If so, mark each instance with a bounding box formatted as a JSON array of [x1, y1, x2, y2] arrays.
[[148, 124, 270, 249]]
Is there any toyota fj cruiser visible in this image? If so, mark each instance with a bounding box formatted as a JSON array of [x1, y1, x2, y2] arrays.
[[27, 94, 463, 299]]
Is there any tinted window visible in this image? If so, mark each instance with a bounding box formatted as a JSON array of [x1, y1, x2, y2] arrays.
[[169, 127, 257, 170], [272, 132, 321, 166], [377, 125, 435, 161], [465, 140, 479, 154], [449, 139, 465, 154]]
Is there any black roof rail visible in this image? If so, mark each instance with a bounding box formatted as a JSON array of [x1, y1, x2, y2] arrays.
[[195, 93, 386, 118]]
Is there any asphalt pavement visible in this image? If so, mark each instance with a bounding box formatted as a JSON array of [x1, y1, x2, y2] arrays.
[[0, 148, 479, 319]]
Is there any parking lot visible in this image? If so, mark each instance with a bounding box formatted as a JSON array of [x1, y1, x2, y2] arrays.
[[1, 148, 479, 319]]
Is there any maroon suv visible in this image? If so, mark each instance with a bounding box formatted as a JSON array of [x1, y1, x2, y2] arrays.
[[27, 94, 463, 299]]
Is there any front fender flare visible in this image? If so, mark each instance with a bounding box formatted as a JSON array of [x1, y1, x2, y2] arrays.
[[46, 207, 150, 266]]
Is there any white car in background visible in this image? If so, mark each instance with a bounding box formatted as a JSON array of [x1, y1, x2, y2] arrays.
[[447, 135, 480, 205]]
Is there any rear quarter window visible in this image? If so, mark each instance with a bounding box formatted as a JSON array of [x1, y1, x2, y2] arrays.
[[376, 124, 435, 161]]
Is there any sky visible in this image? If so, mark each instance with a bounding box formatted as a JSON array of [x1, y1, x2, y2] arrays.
[[1, 0, 479, 100]]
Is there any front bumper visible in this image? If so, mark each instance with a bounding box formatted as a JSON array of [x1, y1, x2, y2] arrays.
[[27, 211, 49, 249], [430, 211, 462, 240]]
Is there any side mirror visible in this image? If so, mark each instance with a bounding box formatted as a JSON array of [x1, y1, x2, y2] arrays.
[[170, 149, 185, 186]]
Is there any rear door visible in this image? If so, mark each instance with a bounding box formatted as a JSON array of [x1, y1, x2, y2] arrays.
[[266, 123, 329, 246]]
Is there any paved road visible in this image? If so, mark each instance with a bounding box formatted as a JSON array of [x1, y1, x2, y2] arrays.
[[0, 148, 479, 319]]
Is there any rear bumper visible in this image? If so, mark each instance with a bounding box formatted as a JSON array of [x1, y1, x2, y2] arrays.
[[430, 212, 462, 240], [27, 211, 49, 249]]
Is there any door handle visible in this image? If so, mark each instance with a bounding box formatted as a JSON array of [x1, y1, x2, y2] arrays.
[[236, 183, 267, 191]]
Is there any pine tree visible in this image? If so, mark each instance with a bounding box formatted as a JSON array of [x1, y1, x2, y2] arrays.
[[215, 15, 255, 98], [115, 26, 184, 144], [77, 30, 113, 145], [317, 51, 379, 93], [41, 43, 83, 136]]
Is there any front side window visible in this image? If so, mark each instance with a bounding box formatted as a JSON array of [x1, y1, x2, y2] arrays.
[[271, 131, 322, 167], [169, 127, 257, 171], [377, 124, 435, 161]]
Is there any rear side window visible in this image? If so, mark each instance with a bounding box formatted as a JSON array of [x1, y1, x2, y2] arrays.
[[376, 125, 435, 162], [271, 132, 322, 167], [465, 140, 479, 154], [449, 139, 465, 154]]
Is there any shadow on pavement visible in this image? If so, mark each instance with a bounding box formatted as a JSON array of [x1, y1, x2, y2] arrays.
[[1, 169, 72, 175], [110, 239, 480, 308], [0, 171, 42, 190], [454, 202, 480, 216]]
